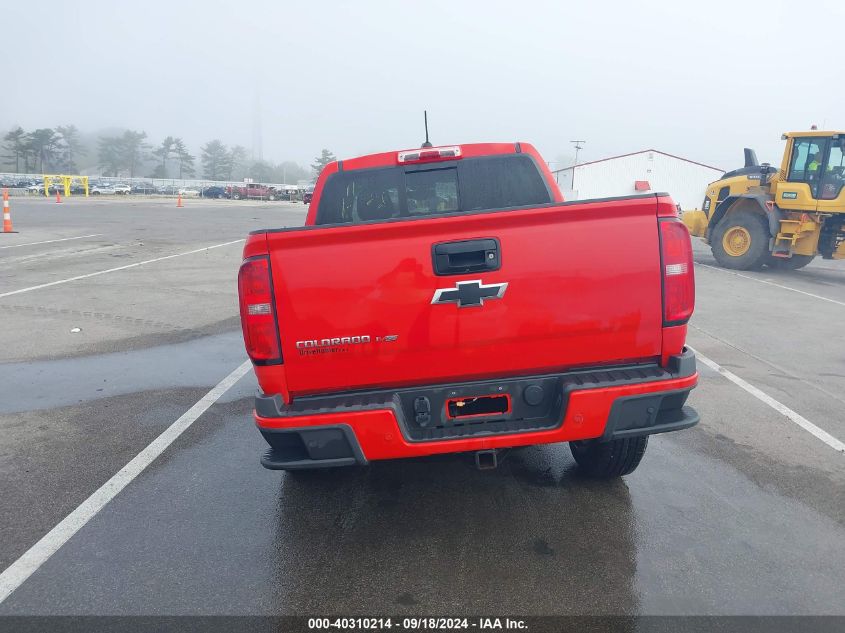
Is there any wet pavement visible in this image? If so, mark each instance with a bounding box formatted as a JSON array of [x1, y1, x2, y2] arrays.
[[0, 332, 244, 415], [1, 198, 844, 617]]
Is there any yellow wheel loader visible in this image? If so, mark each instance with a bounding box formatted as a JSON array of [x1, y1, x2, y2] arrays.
[[682, 131, 845, 270]]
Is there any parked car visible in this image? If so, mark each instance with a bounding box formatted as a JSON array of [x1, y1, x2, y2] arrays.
[[237, 141, 699, 476], [91, 184, 117, 195], [226, 184, 280, 200], [130, 183, 157, 194], [156, 185, 180, 195], [303, 189, 313, 204], [178, 188, 201, 198], [200, 186, 227, 199], [25, 182, 61, 194], [113, 183, 131, 195]]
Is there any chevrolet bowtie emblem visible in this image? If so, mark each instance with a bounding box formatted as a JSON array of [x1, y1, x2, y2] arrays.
[[431, 280, 508, 308]]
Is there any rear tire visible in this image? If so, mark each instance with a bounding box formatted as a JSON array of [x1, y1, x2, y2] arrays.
[[233, 193, 242, 200], [711, 211, 771, 270], [768, 254, 814, 270], [569, 436, 648, 478]]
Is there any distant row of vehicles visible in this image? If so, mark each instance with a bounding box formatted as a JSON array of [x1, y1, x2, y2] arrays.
[[1, 179, 312, 202]]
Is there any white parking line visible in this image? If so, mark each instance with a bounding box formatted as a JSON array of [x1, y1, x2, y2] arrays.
[[0, 234, 103, 250], [0, 239, 245, 298], [0, 359, 252, 605], [697, 263, 845, 308], [691, 347, 845, 454]]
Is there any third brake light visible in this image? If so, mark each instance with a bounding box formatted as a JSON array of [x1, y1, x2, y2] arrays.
[[397, 146, 462, 164]]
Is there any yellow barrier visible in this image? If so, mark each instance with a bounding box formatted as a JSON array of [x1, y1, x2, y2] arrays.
[[41, 174, 89, 197]]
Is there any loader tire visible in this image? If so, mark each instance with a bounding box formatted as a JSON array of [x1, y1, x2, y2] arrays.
[[711, 211, 772, 270], [569, 436, 648, 478], [768, 254, 814, 270]]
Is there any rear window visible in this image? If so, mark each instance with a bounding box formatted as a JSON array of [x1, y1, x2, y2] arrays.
[[316, 154, 551, 225]]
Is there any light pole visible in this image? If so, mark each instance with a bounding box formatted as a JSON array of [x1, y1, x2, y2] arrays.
[[570, 140, 586, 190], [570, 140, 585, 166]]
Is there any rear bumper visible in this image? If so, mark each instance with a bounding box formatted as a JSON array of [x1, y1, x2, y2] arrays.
[[255, 349, 699, 470]]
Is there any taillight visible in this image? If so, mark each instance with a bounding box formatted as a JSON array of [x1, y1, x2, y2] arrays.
[[659, 219, 695, 325], [397, 145, 462, 164], [238, 255, 282, 363]]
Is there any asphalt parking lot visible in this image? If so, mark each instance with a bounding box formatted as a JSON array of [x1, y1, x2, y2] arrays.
[[0, 196, 843, 618]]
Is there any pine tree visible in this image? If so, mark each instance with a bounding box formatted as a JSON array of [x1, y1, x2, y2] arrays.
[[152, 136, 175, 178], [56, 125, 85, 173], [173, 138, 195, 178], [2, 127, 29, 173], [310, 149, 336, 176], [228, 145, 248, 180], [98, 136, 122, 176], [119, 130, 150, 177], [28, 128, 60, 172], [201, 140, 228, 180]]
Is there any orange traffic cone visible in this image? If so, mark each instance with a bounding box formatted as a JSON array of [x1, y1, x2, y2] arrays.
[[56, 189, 62, 204], [2, 188, 17, 233], [176, 193, 183, 208]]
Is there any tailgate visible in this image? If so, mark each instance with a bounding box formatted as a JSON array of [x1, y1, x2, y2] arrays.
[[267, 196, 663, 397]]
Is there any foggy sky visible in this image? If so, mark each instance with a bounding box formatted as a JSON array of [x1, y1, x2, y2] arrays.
[[4, 0, 843, 171]]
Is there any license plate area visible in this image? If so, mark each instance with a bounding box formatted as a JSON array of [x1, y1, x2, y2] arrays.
[[446, 394, 511, 419], [400, 376, 564, 441]]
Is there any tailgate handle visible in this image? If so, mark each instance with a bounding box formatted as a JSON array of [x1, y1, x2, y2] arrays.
[[432, 238, 500, 276]]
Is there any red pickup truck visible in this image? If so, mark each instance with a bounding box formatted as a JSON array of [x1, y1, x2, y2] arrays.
[[238, 142, 698, 477], [226, 184, 281, 201]]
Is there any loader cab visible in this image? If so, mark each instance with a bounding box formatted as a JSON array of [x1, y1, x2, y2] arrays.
[[778, 132, 845, 213]]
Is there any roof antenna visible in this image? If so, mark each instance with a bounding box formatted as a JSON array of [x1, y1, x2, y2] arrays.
[[421, 111, 433, 148]]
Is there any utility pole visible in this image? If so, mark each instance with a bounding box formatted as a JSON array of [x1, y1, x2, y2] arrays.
[[570, 140, 585, 166], [570, 140, 585, 191]]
